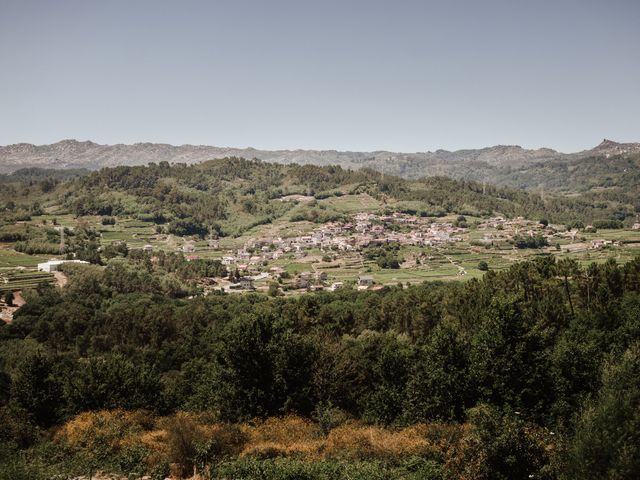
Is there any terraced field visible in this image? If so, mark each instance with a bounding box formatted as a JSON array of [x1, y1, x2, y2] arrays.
[[0, 271, 55, 293]]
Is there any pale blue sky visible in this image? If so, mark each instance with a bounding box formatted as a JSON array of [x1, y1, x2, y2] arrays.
[[1, 0, 639, 152]]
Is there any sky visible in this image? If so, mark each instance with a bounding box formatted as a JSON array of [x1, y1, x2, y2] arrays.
[[0, 0, 639, 152]]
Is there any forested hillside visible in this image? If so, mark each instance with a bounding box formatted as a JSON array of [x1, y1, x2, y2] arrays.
[[1, 256, 639, 478], [1, 158, 637, 241], [2, 139, 639, 192]]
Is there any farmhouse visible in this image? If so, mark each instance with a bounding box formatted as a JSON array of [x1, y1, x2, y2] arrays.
[[591, 240, 613, 249], [358, 275, 374, 288], [221, 256, 236, 265]]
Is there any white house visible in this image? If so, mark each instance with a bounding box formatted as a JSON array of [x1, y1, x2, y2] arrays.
[[221, 256, 236, 266]]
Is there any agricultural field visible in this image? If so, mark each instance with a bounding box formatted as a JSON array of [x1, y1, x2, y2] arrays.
[[0, 246, 52, 269], [1, 160, 640, 298], [0, 270, 54, 293], [2, 201, 640, 296]]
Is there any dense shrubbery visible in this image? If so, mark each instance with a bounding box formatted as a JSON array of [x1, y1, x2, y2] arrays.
[[513, 234, 549, 249], [0, 232, 27, 242], [167, 217, 208, 238], [13, 241, 61, 255], [593, 219, 624, 229], [290, 208, 345, 224], [364, 245, 403, 269]]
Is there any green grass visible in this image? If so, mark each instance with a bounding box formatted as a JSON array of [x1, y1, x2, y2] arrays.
[[319, 194, 382, 214], [0, 247, 53, 269]]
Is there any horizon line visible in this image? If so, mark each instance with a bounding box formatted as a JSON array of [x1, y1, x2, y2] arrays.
[[1, 137, 636, 156]]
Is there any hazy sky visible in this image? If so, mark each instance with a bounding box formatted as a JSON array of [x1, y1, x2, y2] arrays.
[[1, 0, 639, 152]]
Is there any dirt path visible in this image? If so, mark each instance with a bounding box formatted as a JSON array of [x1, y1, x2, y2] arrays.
[[442, 252, 467, 276], [12, 290, 26, 306], [0, 290, 25, 324], [54, 271, 68, 287]]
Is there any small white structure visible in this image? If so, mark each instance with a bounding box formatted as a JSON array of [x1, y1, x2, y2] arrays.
[[142, 244, 153, 252], [329, 282, 344, 291], [37, 259, 89, 273], [221, 256, 236, 266]]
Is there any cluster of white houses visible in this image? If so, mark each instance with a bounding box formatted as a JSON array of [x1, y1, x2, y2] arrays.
[[198, 212, 470, 292], [218, 212, 466, 270]]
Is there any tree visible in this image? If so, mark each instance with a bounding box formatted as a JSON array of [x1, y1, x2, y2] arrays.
[[168, 217, 208, 238], [470, 296, 555, 421], [404, 322, 472, 422], [555, 258, 580, 317], [565, 343, 640, 479], [448, 404, 556, 480], [62, 354, 162, 414], [3, 291, 14, 307], [267, 282, 281, 297], [208, 314, 277, 420], [513, 234, 549, 249], [478, 261, 489, 271], [10, 352, 62, 427]]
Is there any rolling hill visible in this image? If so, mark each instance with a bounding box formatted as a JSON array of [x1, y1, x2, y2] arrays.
[[1, 139, 639, 192]]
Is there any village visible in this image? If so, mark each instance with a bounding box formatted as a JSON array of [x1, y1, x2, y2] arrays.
[[139, 210, 638, 295], [2, 206, 639, 303]]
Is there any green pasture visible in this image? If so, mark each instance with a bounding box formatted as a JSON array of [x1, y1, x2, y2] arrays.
[[0, 247, 52, 269], [319, 194, 382, 213]]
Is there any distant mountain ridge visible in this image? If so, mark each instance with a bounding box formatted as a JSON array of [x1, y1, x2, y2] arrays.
[[1, 139, 639, 188]]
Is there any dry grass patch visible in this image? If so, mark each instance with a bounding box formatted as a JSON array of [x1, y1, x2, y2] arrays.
[[53, 411, 473, 476], [240, 415, 324, 459], [325, 422, 433, 460], [54, 409, 155, 453]]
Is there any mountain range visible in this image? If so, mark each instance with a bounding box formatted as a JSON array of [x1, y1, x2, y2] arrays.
[[1, 139, 639, 190]]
